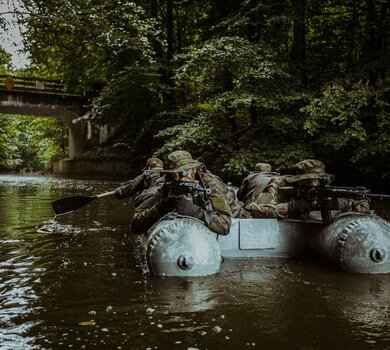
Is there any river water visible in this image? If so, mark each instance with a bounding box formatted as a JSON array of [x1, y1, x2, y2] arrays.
[[0, 174, 389, 350]]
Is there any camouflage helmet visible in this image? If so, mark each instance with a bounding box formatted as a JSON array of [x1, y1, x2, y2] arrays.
[[286, 159, 331, 183], [163, 150, 202, 173], [254, 163, 272, 172], [144, 157, 164, 170]]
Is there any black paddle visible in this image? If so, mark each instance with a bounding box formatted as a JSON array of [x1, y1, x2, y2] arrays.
[[52, 190, 116, 215]]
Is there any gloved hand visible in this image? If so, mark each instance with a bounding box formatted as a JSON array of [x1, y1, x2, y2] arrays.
[[175, 195, 213, 226], [318, 197, 350, 211], [114, 173, 151, 200], [114, 182, 136, 199], [287, 198, 312, 218], [155, 195, 176, 215], [175, 195, 203, 218], [114, 185, 126, 199]]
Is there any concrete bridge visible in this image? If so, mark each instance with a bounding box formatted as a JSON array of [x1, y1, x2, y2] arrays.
[[0, 74, 93, 158]]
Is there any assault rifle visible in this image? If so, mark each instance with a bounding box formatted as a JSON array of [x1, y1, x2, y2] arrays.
[[279, 175, 390, 223], [164, 168, 212, 208], [167, 179, 211, 198]]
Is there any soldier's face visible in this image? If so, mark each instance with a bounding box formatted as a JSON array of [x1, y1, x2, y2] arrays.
[[298, 178, 320, 187], [174, 167, 196, 181]]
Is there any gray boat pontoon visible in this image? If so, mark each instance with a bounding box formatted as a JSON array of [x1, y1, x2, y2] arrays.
[[142, 212, 390, 276]]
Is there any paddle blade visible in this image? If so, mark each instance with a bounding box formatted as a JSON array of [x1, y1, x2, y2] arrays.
[[52, 196, 96, 215]]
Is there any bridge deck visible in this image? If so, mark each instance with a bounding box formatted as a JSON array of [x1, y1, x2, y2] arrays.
[[0, 74, 83, 96]]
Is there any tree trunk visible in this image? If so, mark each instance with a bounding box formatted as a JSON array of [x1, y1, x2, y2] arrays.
[[165, 0, 175, 103], [367, 0, 376, 54], [229, 110, 237, 133], [250, 101, 257, 126], [213, 0, 226, 21], [175, 3, 182, 53], [291, 0, 307, 88], [151, 0, 162, 59], [247, 0, 258, 42], [167, 0, 174, 64], [151, 0, 158, 20], [377, 0, 389, 79]]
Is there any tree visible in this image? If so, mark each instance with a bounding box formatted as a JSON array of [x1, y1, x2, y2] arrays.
[[0, 46, 12, 74], [0, 117, 22, 170], [157, 36, 307, 174], [0, 115, 68, 171], [11, 0, 390, 184], [20, 0, 159, 91]]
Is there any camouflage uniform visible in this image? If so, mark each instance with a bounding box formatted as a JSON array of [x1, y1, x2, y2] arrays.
[[198, 163, 251, 219], [237, 163, 285, 218], [245, 159, 371, 219], [131, 151, 232, 235], [237, 163, 280, 204], [239, 160, 343, 218], [114, 157, 165, 206], [281, 159, 370, 215]]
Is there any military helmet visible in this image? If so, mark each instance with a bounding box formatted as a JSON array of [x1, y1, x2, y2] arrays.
[[163, 150, 202, 173], [286, 159, 332, 183], [143, 157, 164, 171], [254, 163, 272, 172]]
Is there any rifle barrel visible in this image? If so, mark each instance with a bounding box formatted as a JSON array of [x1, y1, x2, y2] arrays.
[[369, 193, 390, 199], [278, 185, 390, 200]]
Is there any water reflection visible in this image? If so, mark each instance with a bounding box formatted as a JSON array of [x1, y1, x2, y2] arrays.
[[145, 277, 220, 313], [0, 174, 389, 350], [0, 234, 42, 349]]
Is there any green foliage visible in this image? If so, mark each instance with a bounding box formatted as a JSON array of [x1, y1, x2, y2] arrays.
[[0, 117, 22, 169], [303, 82, 370, 148], [302, 78, 390, 177], [20, 0, 159, 92], [180, 36, 290, 96], [83, 65, 162, 126], [0, 115, 67, 171], [0, 46, 12, 74], [23, 117, 68, 168], [157, 0, 214, 50], [157, 36, 306, 173], [5, 0, 390, 186], [306, 0, 389, 87]]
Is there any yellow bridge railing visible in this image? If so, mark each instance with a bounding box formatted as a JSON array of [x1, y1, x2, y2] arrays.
[[0, 74, 83, 96]]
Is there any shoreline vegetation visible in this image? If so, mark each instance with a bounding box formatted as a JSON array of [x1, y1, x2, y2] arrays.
[[0, 1, 389, 190]]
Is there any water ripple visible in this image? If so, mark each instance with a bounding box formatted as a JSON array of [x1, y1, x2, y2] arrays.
[[36, 219, 81, 234]]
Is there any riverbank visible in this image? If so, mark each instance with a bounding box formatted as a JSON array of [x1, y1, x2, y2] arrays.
[[52, 158, 134, 180]]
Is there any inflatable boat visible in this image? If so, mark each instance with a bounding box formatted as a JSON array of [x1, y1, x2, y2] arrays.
[[141, 211, 390, 276]]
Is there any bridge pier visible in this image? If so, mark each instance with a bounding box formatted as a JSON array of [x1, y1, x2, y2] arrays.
[[60, 113, 86, 158], [68, 122, 86, 158], [0, 90, 87, 158]]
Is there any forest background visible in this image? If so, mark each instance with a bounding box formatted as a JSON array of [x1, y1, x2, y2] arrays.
[[0, 0, 389, 189]]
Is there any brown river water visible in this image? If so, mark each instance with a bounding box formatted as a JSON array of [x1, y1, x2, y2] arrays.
[[0, 174, 389, 350]]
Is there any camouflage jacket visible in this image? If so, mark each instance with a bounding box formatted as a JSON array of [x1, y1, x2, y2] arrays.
[[237, 172, 281, 205], [131, 170, 232, 236], [115, 171, 165, 203]]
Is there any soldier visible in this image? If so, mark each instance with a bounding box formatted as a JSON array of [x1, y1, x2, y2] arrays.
[[278, 159, 370, 217], [198, 163, 251, 219], [237, 163, 280, 204], [114, 157, 165, 206], [242, 159, 333, 218], [237, 162, 284, 218], [131, 150, 232, 235], [276, 159, 330, 218]]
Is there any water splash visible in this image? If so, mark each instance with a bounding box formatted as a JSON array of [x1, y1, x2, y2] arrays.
[[36, 219, 81, 234]]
